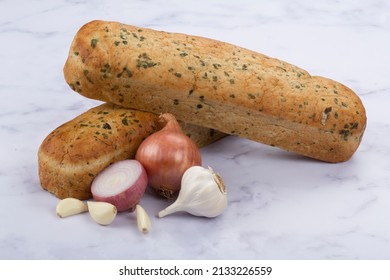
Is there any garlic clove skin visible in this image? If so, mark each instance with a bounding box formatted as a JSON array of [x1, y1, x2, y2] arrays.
[[158, 166, 227, 218], [87, 201, 117, 225], [56, 198, 88, 218], [136, 204, 151, 233]]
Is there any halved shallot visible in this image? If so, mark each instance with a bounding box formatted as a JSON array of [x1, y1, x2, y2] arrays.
[[91, 160, 148, 212]]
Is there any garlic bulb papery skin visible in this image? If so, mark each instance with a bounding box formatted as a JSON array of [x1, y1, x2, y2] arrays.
[[158, 166, 227, 218]]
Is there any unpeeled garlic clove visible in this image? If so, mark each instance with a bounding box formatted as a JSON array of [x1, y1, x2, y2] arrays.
[[136, 204, 151, 233], [56, 198, 88, 218], [87, 201, 117, 225], [158, 166, 227, 218]]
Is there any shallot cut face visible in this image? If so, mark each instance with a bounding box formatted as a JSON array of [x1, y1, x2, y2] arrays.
[[91, 160, 148, 212]]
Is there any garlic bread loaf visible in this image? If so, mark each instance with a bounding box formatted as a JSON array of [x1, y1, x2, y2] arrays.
[[64, 20, 367, 162], [38, 103, 225, 199]]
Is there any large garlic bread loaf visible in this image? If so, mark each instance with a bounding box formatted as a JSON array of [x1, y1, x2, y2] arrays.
[[38, 103, 225, 199], [64, 20, 366, 162]]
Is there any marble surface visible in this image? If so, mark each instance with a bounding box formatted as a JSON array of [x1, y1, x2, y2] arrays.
[[1, 0, 389, 260]]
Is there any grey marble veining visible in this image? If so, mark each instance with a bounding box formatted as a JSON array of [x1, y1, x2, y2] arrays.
[[1, 0, 389, 259]]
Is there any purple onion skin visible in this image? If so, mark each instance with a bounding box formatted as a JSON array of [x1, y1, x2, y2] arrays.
[[92, 162, 148, 212]]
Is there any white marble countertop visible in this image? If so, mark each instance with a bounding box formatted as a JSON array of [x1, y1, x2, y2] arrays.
[[1, 0, 389, 260]]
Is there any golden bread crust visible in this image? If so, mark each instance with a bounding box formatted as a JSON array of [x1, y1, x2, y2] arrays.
[[38, 103, 225, 199], [64, 20, 367, 162]]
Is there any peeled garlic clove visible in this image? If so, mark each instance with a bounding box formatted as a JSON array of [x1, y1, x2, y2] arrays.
[[158, 166, 227, 218], [136, 204, 151, 233], [56, 198, 88, 218], [87, 201, 117, 225]]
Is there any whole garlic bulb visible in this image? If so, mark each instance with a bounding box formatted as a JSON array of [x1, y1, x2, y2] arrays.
[[158, 166, 227, 218]]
